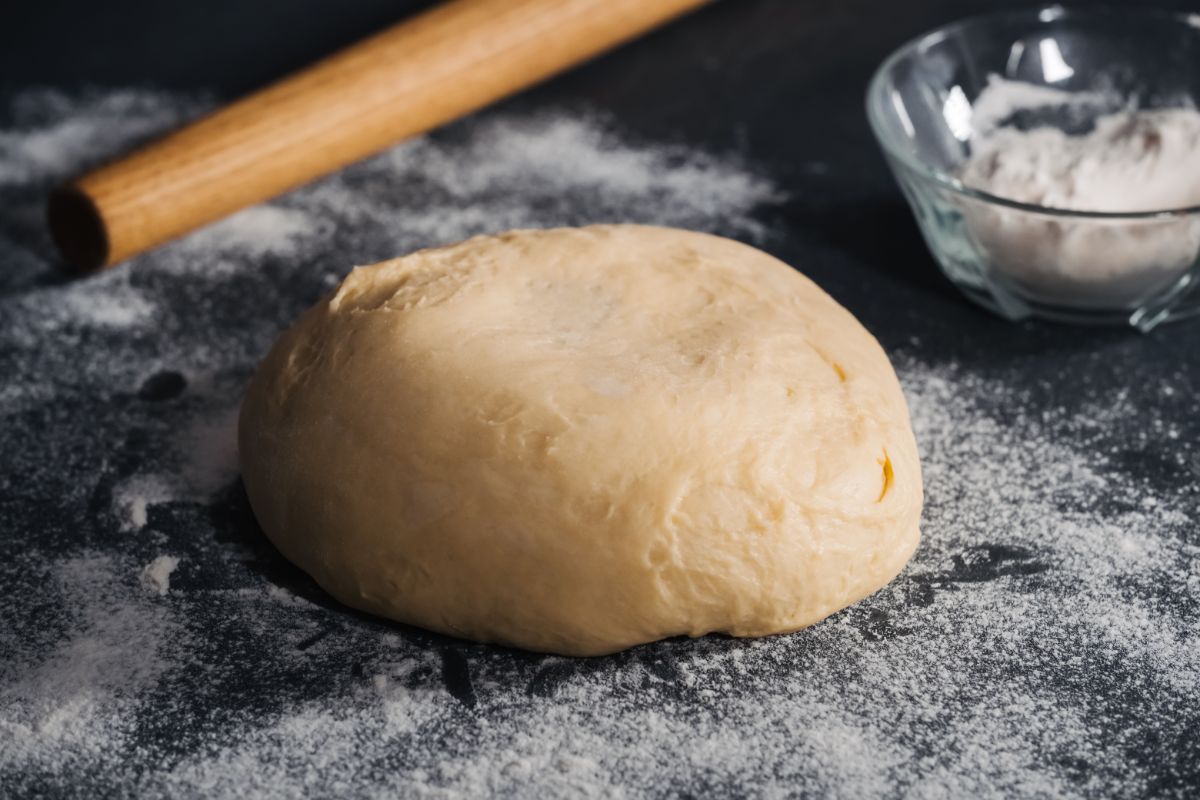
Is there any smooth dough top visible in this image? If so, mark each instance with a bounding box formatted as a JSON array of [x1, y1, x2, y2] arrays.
[[239, 225, 922, 655]]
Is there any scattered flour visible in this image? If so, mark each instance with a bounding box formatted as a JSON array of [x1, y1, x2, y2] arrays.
[[183, 205, 319, 258], [140, 556, 181, 596], [177, 409, 242, 499], [0, 555, 184, 779], [0, 88, 1196, 799], [113, 475, 174, 532], [0, 89, 204, 186]]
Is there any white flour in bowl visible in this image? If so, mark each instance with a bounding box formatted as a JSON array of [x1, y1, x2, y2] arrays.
[[958, 77, 1200, 306]]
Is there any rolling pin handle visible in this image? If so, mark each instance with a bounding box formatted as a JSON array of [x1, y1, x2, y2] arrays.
[[48, 186, 109, 272]]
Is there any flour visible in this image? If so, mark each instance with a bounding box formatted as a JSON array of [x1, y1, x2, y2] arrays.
[[0, 88, 1197, 798], [958, 77, 1200, 306], [964, 110, 1200, 214], [140, 556, 181, 596], [0, 555, 183, 775], [113, 475, 174, 532]]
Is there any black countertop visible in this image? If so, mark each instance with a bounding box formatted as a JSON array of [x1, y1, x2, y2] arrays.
[[2, 1, 1198, 797]]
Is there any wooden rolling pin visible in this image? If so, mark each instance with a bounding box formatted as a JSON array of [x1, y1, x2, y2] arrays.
[[48, 0, 711, 271]]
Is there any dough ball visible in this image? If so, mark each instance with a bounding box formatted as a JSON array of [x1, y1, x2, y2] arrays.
[[239, 225, 922, 655]]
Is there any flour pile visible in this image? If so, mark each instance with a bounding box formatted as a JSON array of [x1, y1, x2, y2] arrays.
[[958, 77, 1200, 306], [1, 89, 1197, 799]]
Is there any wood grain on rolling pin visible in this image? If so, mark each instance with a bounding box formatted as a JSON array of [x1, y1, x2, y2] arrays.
[[48, 0, 712, 271]]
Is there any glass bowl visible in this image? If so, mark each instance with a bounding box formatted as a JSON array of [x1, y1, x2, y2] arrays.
[[866, 5, 1200, 331]]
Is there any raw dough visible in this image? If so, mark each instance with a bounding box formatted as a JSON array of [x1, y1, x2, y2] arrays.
[[239, 225, 922, 655]]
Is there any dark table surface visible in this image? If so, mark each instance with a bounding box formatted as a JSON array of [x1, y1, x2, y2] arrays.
[[2, 1, 1198, 797]]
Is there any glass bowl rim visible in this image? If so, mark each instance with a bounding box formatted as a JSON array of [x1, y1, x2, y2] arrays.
[[865, 3, 1200, 220]]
